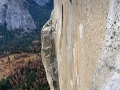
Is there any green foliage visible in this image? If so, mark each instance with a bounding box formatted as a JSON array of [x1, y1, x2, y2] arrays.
[[0, 58, 50, 90], [0, 26, 41, 55], [0, 77, 11, 90], [0, 1, 53, 89], [0, 0, 53, 56]]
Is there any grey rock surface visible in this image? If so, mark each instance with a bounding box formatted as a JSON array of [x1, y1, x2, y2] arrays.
[[0, 0, 51, 30], [41, 12, 59, 90], [6, 0, 36, 30], [92, 0, 120, 89], [0, 0, 8, 25], [41, 0, 120, 90]]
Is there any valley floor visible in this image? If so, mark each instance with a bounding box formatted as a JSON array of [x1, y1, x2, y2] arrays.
[[0, 53, 40, 80]]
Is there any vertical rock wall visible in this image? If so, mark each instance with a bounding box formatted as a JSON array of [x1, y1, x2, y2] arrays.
[[41, 0, 120, 90], [0, 0, 52, 30], [41, 12, 59, 90], [92, 0, 120, 90], [6, 0, 36, 30]]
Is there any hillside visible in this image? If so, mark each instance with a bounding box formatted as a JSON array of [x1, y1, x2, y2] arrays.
[[0, 0, 53, 55], [0, 53, 50, 90]]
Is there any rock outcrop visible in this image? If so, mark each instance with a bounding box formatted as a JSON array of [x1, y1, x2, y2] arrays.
[[0, 0, 51, 30], [6, 0, 36, 30], [41, 11, 59, 90], [41, 0, 120, 90]]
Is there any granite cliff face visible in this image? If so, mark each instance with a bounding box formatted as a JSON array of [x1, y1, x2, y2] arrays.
[[33, 0, 50, 6], [0, 0, 51, 31], [41, 0, 120, 90]]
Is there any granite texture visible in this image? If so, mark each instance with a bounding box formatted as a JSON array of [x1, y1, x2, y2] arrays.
[[41, 12, 59, 90], [41, 0, 120, 90], [0, 0, 51, 30]]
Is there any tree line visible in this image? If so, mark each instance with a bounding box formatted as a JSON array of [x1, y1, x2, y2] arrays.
[[0, 56, 50, 90]]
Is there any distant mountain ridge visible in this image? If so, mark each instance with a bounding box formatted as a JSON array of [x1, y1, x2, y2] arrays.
[[0, 0, 53, 31], [0, 0, 53, 55]]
